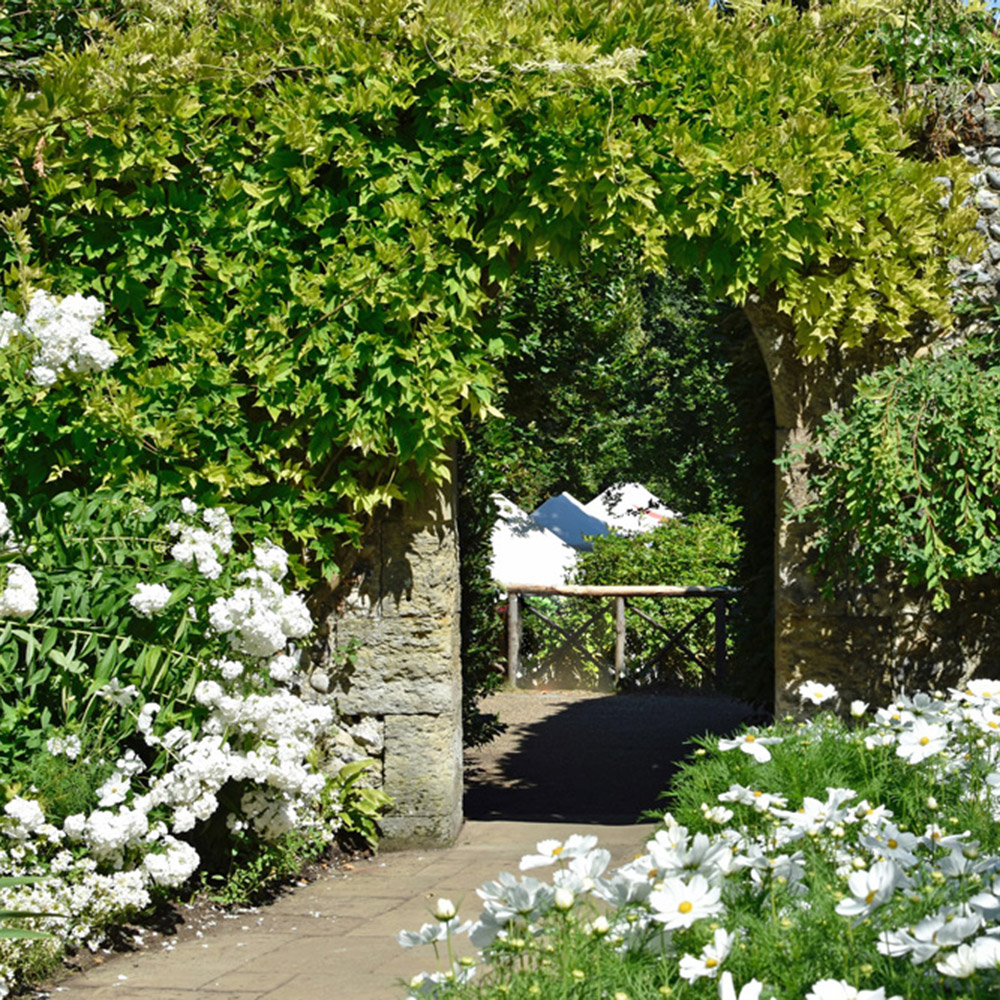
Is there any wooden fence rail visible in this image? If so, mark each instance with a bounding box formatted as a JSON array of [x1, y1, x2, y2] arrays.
[[505, 584, 739, 690]]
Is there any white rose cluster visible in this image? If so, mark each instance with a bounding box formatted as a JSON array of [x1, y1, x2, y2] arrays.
[[129, 582, 172, 617], [0, 563, 38, 619], [0, 494, 360, 997], [0, 501, 17, 552], [0, 290, 116, 387], [0, 499, 36, 619], [168, 503, 233, 580], [208, 567, 312, 658]]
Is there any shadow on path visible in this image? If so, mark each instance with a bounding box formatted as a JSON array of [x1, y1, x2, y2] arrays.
[[464, 690, 761, 825]]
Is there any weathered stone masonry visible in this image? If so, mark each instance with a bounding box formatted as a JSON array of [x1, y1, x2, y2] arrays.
[[327, 476, 463, 848]]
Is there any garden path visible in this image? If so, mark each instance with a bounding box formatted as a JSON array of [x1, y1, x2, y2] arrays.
[[44, 690, 757, 1000]]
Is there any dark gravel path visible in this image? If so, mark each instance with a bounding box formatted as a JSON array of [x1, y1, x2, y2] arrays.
[[464, 689, 761, 824]]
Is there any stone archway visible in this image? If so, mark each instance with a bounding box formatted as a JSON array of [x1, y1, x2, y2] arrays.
[[325, 120, 1000, 851]]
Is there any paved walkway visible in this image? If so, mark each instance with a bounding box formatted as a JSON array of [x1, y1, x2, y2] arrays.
[[47, 689, 756, 1000], [49, 820, 655, 1000]]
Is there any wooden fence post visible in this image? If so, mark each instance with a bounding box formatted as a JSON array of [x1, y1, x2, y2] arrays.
[[714, 596, 727, 687], [614, 595, 626, 685], [507, 591, 521, 688]]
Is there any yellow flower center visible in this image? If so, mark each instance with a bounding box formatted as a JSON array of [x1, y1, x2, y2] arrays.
[[678, 901, 693, 914], [553, 846, 563, 856], [919, 737, 930, 746], [745, 734, 756, 742], [753, 790, 762, 797], [865, 891, 876, 904], [705, 958, 718, 969], [887, 839, 898, 849]]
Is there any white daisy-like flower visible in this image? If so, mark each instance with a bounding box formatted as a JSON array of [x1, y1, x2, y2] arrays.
[[806, 980, 901, 1000], [797, 680, 839, 706], [678, 927, 733, 982], [519, 834, 598, 870], [95, 772, 130, 808], [896, 721, 950, 764], [648, 873, 723, 929], [835, 859, 904, 920], [935, 942, 980, 978], [719, 971, 767, 1000], [718, 731, 783, 763]]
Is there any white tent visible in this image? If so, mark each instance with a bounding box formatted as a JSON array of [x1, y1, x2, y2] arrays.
[[529, 491, 609, 552], [489, 494, 578, 587], [584, 482, 678, 534]]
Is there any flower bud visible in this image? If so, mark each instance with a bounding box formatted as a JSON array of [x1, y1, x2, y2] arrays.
[[553, 887, 575, 911], [434, 897, 456, 920]]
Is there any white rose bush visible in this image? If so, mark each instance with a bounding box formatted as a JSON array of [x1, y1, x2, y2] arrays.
[[0, 292, 388, 997], [399, 682, 1000, 999]]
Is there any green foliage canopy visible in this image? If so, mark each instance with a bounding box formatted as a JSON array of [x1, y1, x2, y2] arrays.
[[0, 0, 980, 575]]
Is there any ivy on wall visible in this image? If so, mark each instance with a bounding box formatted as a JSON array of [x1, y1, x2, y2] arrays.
[[0, 0, 982, 583]]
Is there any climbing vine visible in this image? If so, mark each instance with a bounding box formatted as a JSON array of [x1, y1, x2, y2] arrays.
[[0, 0, 982, 581], [787, 337, 1000, 609]]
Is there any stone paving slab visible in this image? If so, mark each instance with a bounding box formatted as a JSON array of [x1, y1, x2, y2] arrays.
[[49, 820, 655, 1000]]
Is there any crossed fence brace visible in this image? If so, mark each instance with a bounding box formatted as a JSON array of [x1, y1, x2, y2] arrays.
[[504, 584, 738, 690]]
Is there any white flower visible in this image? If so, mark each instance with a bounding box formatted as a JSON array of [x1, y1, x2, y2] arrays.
[[0, 563, 38, 618], [718, 784, 787, 812], [701, 803, 734, 824], [717, 731, 783, 763], [718, 972, 766, 1000], [397, 916, 469, 948], [143, 836, 199, 887], [17, 290, 116, 386], [896, 721, 950, 764], [798, 680, 838, 706], [434, 898, 456, 920], [649, 874, 723, 929], [679, 927, 733, 982], [96, 679, 140, 707], [806, 980, 900, 1000], [129, 582, 172, 617], [850, 700, 869, 718], [553, 887, 575, 911], [216, 657, 245, 681], [253, 540, 289, 580], [4, 796, 46, 835], [95, 773, 130, 808], [835, 860, 904, 920], [936, 943, 979, 978], [519, 834, 598, 870]]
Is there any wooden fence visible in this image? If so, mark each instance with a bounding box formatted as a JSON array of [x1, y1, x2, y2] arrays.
[[505, 584, 739, 690]]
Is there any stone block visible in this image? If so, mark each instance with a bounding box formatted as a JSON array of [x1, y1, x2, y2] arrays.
[[378, 812, 463, 850], [381, 713, 463, 847], [329, 619, 460, 716], [775, 611, 893, 715]]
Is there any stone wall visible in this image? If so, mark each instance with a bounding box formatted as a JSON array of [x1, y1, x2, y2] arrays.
[[750, 105, 1000, 716], [323, 474, 463, 848]]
